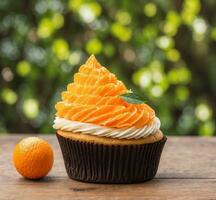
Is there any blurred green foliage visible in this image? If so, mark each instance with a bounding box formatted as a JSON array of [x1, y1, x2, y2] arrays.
[[0, 0, 215, 135]]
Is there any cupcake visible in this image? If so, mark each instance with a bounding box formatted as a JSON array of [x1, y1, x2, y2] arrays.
[[53, 55, 166, 183]]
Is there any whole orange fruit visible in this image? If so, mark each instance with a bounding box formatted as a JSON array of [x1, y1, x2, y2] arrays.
[[13, 137, 54, 179]]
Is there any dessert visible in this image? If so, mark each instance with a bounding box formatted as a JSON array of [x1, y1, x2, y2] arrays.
[[53, 55, 166, 183]]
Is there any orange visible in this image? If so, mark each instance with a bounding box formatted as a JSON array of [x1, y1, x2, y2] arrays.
[[13, 137, 54, 179]]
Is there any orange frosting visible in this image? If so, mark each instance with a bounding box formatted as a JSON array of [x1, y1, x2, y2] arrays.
[[55, 55, 155, 128]]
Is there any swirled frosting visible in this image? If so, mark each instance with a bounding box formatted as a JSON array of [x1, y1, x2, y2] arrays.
[[54, 55, 161, 139], [53, 117, 160, 139]]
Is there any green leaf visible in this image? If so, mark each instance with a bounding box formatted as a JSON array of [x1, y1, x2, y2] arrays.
[[120, 92, 146, 104]]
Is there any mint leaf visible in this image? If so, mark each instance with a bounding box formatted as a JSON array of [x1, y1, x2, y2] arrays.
[[120, 92, 146, 104]]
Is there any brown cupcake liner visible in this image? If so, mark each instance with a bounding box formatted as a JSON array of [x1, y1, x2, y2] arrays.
[[56, 133, 167, 183]]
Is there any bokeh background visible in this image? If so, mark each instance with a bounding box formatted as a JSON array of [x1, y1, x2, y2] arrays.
[[0, 0, 215, 135]]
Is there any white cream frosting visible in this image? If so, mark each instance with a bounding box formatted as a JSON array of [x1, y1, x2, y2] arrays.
[[53, 117, 161, 139]]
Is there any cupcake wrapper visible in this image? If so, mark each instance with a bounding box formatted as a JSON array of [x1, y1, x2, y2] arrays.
[[56, 133, 167, 183]]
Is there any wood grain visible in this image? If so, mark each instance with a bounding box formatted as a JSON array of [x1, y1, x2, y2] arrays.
[[0, 135, 216, 200]]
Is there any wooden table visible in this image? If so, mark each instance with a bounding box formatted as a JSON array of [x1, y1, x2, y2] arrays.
[[0, 135, 216, 200]]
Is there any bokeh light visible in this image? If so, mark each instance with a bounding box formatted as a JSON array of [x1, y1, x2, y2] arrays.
[[195, 103, 212, 122], [111, 23, 132, 42], [16, 61, 31, 77], [168, 66, 191, 84], [85, 38, 102, 54], [192, 17, 207, 41], [198, 120, 215, 136], [163, 11, 181, 36], [175, 86, 189, 102], [52, 38, 70, 60], [1, 67, 14, 82], [68, 51, 82, 65], [166, 49, 180, 62], [23, 99, 39, 119], [37, 13, 64, 39], [78, 2, 101, 23], [143, 3, 157, 17], [181, 0, 201, 25], [1, 88, 18, 105], [156, 36, 174, 50], [115, 10, 131, 25]]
